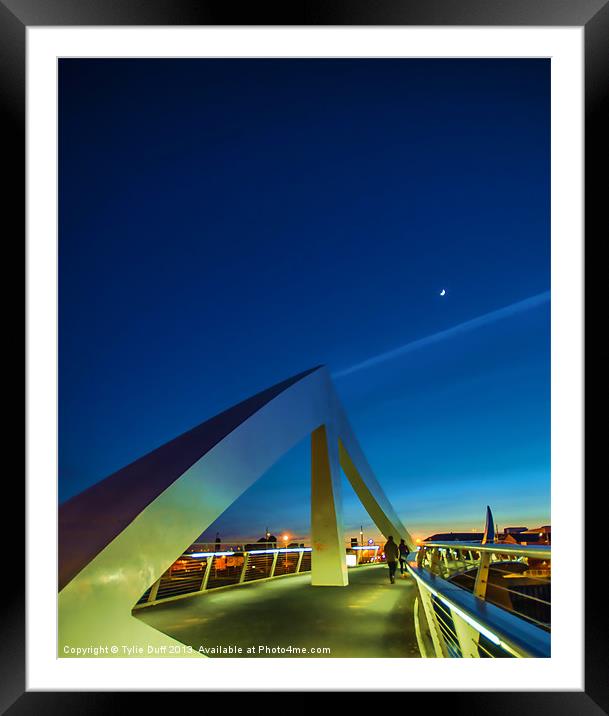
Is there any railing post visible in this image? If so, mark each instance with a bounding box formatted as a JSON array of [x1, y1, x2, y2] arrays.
[[451, 612, 481, 658], [430, 547, 443, 576], [270, 551, 279, 578], [200, 556, 213, 592], [295, 550, 304, 574], [413, 597, 428, 658], [416, 546, 425, 568], [416, 584, 448, 658], [148, 575, 162, 603], [473, 551, 492, 599], [239, 553, 249, 583]]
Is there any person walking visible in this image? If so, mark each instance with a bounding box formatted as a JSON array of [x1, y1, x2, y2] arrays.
[[398, 539, 408, 575], [383, 535, 399, 584]]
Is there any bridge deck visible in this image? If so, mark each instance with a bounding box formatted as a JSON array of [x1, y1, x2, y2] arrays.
[[135, 564, 421, 658]]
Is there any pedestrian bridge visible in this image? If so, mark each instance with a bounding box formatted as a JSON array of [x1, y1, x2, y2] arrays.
[[130, 536, 551, 659], [58, 366, 551, 659], [135, 564, 421, 658]]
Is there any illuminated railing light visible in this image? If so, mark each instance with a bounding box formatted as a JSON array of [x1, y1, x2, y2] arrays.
[[436, 595, 501, 646], [408, 569, 505, 649], [351, 545, 379, 550], [248, 547, 312, 555], [498, 640, 521, 657], [189, 551, 235, 558]]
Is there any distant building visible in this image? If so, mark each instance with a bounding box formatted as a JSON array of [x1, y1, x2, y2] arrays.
[[502, 526, 551, 545], [243, 534, 278, 551], [422, 526, 551, 546]]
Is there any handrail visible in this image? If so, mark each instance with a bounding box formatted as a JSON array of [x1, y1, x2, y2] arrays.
[[189, 547, 312, 557], [408, 562, 551, 658], [411, 538, 551, 658], [421, 541, 551, 560], [186, 540, 308, 551], [133, 546, 314, 609], [133, 544, 385, 610]]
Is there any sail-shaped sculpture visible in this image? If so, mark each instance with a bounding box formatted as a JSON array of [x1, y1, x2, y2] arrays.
[[59, 366, 412, 656]]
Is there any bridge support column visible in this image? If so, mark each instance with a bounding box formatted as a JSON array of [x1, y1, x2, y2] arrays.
[[338, 440, 413, 550], [311, 425, 348, 586]]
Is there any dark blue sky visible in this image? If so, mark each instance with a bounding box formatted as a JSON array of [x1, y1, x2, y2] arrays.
[[59, 58, 550, 541]]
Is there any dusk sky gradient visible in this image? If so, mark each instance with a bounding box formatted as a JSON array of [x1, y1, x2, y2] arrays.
[[59, 58, 550, 543]]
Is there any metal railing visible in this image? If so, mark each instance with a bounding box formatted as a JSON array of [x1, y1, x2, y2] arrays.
[[408, 540, 551, 658], [345, 544, 382, 565], [133, 546, 313, 610], [134, 539, 384, 610], [184, 540, 307, 553]]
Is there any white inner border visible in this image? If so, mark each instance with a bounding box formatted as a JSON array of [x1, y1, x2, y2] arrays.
[[26, 27, 584, 691]]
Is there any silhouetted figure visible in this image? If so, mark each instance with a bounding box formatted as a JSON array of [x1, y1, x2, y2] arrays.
[[383, 535, 399, 583], [214, 532, 221, 552], [398, 539, 408, 575]]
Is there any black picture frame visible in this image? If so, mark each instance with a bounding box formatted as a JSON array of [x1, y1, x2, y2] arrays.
[[5, 0, 603, 712]]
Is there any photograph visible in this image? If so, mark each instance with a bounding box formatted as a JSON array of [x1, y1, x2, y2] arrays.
[[57, 57, 552, 660], [6, 0, 602, 706]]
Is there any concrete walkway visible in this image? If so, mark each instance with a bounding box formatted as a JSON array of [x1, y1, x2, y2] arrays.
[[135, 564, 421, 658]]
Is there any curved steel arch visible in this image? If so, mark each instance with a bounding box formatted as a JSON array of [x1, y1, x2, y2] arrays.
[[58, 366, 413, 656]]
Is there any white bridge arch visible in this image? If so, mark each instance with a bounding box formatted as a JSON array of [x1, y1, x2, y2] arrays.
[[59, 366, 413, 656]]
